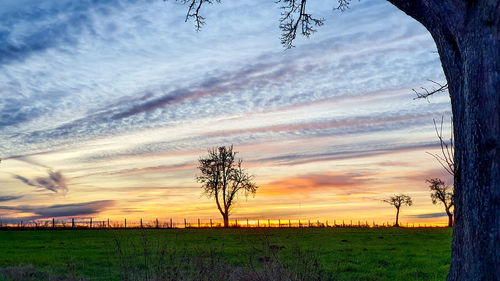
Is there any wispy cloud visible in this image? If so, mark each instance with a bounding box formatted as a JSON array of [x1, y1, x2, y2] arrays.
[[0, 195, 23, 202], [262, 172, 373, 197], [255, 141, 439, 166], [14, 170, 68, 194], [0, 0, 452, 222], [408, 212, 448, 219], [0, 200, 114, 219]]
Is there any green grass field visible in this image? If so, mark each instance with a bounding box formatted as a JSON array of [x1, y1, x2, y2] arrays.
[[0, 227, 451, 281]]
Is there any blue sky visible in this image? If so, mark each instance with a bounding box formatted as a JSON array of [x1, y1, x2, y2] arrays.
[[0, 0, 453, 225]]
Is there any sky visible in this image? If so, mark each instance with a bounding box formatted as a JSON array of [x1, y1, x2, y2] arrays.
[[0, 0, 454, 226]]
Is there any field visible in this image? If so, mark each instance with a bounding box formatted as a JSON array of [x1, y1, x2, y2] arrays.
[[0, 227, 452, 281]]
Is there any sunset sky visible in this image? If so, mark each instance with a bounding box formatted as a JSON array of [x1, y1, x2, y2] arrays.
[[0, 0, 454, 226]]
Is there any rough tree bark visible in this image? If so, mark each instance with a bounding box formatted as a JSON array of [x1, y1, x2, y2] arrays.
[[388, 1, 499, 280]]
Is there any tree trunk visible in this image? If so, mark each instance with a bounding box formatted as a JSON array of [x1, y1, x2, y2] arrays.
[[386, 2, 499, 280], [384, 1, 500, 279], [395, 208, 400, 227], [445, 25, 500, 281], [223, 213, 229, 228]]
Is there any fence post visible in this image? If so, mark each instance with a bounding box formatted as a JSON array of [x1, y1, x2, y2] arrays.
[[278, 219, 281, 228], [298, 219, 301, 227], [72, 218, 75, 228], [257, 219, 260, 228], [358, 220, 360, 227], [125, 218, 127, 228], [342, 220, 345, 227], [210, 219, 213, 228], [198, 218, 201, 228], [140, 218, 143, 229], [184, 218, 187, 228], [308, 220, 311, 227], [170, 218, 173, 228], [90, 218, 92, 229], [156, 218, 159, 229], [334, 219, 336, 227], [108, 218, 110, 228], [268, 219, 270, 228], [52, 218, 55, 229], [247, 218, 249, 228], [317, 220, 320, 227]]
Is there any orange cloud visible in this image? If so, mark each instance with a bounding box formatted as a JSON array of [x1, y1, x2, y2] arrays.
[[260, 173, 372, 197]]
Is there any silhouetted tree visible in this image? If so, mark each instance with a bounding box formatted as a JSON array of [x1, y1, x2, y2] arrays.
[[427, 178, 454, 227], [176, 1, 499, 279], [383, 194, 413, 227], [197, 145, 258, 227]]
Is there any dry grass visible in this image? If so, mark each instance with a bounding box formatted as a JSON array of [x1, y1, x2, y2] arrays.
[[112, 230, 333, 281]]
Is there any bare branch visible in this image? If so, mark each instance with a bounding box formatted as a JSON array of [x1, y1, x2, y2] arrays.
[[174, 0, 221, 31], [412, 80, 448, 102], [427, 116, 455, 175], [334, 0, 351, 11], [277, 0, 325, 48], [176, 0, 338, 48]]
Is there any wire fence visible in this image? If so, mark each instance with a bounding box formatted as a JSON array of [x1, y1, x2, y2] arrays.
[[0, 217, 449, 229]]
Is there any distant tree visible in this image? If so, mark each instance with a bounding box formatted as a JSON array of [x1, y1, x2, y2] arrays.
[[383, 194, 413, 227], [427, 178, 454, 227], [196, 145, 258, 227]]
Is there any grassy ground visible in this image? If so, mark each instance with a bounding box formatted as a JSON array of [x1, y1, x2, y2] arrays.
[[0, 227, 451, 281]]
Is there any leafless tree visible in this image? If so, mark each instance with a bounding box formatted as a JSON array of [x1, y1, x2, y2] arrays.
[[427, 178, 454, 227], [196, 145, 258, 227], [383, 194, 413, 227]]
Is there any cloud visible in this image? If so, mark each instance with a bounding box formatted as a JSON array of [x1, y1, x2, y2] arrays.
[[0, 200, 114, 219], [0, 0, 449, 159], [0, 195, 23, 202], [0, 0, 120, 65], [255, 141, 439, 166], [408, 212, 448, 219], [14, 170, 68, 194], [261, 172, 374, 197], [0, 0, 453, 221], [393, 168, 454, 187]]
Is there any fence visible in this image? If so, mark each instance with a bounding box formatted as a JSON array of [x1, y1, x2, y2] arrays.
[[0, 217, 448, 229]]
